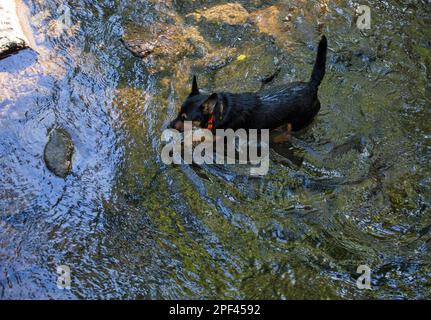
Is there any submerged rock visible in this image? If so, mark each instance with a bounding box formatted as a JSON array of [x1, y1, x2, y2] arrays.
[[122, 22, 209, 65], [187, 3, 250, 26], [250, 6, 286, 40], [197, 47, 237, 71], [121, 2, 292, 94], [0, 0, 30, 59], [44, 128, 74, 178]]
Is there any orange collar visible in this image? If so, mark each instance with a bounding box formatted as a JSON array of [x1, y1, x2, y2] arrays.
[[207, 101, 224, 130], [207, 114, 214, 130]]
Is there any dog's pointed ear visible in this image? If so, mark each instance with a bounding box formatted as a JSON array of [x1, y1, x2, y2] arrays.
[[190, 75, 200, 96], [201, 93, 219, 114]]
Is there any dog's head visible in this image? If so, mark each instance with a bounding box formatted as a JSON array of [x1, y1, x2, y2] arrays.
[[169, 76, 219, 132]]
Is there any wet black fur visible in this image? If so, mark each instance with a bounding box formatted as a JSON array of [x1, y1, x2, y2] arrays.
[[170, 36, 327, 132]]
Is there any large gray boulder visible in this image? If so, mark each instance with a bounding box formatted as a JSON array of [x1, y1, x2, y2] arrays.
[[0, 0, 30, 59]]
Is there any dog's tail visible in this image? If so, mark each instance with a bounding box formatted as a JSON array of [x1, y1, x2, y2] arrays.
[[310, 35, 327, 89]]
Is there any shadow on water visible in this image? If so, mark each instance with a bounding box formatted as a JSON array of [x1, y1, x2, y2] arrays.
[[0, 0, 430, 299]]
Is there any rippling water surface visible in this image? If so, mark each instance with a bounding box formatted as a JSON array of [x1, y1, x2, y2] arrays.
[[0, 0, 430, 299]]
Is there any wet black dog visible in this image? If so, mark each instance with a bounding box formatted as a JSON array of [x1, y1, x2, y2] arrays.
[[170, 36, 327, 137]]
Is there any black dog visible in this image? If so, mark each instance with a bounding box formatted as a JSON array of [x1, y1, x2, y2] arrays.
[[170, 36, 327, 138]]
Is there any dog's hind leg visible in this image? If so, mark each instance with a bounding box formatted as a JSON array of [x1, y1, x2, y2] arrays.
[[271, 123, 293, 143]]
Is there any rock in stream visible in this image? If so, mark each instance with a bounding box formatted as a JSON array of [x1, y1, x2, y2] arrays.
[[0, 0, 30, 59], [44, 128, 74, 178]]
